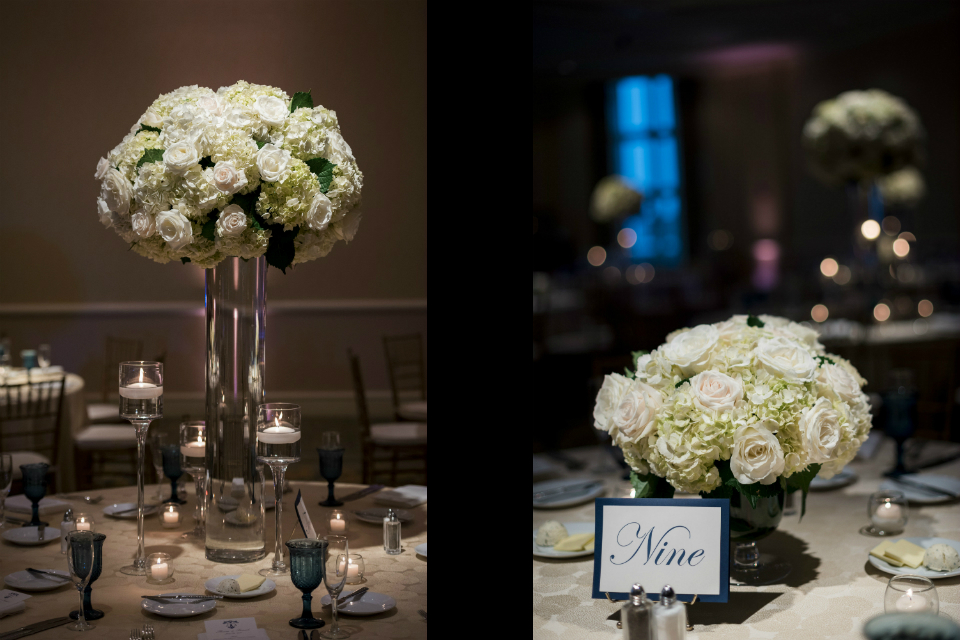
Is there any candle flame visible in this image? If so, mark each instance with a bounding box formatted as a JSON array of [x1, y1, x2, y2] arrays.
[[139, 368, 144, 384], [907, 588, 913, 599], [275, 415, 281, 429]]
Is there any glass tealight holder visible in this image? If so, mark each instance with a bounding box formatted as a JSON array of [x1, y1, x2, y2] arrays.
[[74, 513, 95, 533], [861, 490, 909, 537], [146, 553, 174, 585], [337, 553, 364, 585], [328, 510, 349, 534], [884, 575, 938, 615], [160, 504, 182, 529]]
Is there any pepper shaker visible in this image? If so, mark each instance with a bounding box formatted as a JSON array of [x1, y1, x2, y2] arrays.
[[622, 584, 653, 640], [60, 508, 75, 554], [653, 585, 687, 640], [383, 509, 401, 555]]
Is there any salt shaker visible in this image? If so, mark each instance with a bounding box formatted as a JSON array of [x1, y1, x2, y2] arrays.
[[653, 585, 687, 640], [60, 508, 75, 554], [621, 584, 653, 640], [383, 509, 401, 555]]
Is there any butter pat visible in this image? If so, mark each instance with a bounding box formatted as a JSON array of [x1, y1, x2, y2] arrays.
[[885, 540, 926, 568], [554, 533, 594, 551], [869, 540, 903, 567], [236, 574, 266, 592]]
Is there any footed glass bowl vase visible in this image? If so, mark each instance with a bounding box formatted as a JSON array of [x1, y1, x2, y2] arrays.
[[729, 490, 791, 585]]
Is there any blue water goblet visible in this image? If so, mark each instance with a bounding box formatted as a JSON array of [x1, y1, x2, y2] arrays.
[[20, 463, 49, 526], [69, 533, 106, 621], [160, 445, 186, 505], [317, 448, 345, 507], [287, 538, 327, 630]]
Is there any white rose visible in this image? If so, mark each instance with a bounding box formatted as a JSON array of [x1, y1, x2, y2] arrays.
[[730, 420, 785, 485], [163, 142, 200, 175], [799, 397, 841, 463], [255, 95, 288, 127], [97, 198, 113, 228], [325, 130, 355, 163], [256, 144, 291, 182], [141, 109, 162, 128], [613, 380, 662, 443], [305, 192, 334, 232], [224, 107, 254, 129], [755, 336, 817, 382], [714, 316, 747, 340], [817, 364, 860, 401], [338, 209, 362, 242], [95, 157, 111, 180], [198, 94, 224, 116], [593, 373, 631, 434], [131, 210, 156, 239], [690, 370, 743, 413], [100, 168, 133, 215], [660, 324, 719, 375], [211, 161, 248, 195], [156, 209, 194, 250], [216, 204, 248, 237]]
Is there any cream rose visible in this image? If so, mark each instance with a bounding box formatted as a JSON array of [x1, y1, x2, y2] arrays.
[[211, 161, 248, 195], [817, 364, 860, 401], [95, 157, 111, 180], [305, 192, 334, 232], [141, 109, 162, 128], [660, 324, 719, 375], [198, 94, 224, 116], [97, 198, 113, 228], [755, 336, 817, 382], [131, 210, 156, 239], [156, 209, 193, 250], [730, 420, 785, 485], [690, 371, 742, 413], [593, 373, 631, 434], [799, 397, 841, 463], [100, 169, 133, 215], [256, 144, 291, 182], [163, 142, 200, 175], [224, 106, 254, 129], [216, 204, 248, 237], [338, 209, 362, 242], [613, 381, 662, 443], [255, 95, 288, 127]]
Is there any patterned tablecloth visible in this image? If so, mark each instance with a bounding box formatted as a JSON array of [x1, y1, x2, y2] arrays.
[[533, 438, 960, 639], [0, 482, 427, 639]]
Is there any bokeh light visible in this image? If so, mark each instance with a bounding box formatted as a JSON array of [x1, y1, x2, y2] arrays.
[[617, 228, 637, 249], [811, 304, 829, 322], [603, 266, 621, 283], [834, 265, 852, 285], [898, 231, 916, 242], [873, 303, 891, 322], [820, 258, 839, 278], [892, 238, 910, 257], [587, 246, 606, 266], [861, 220, 881, 240], [639, 263, 655, 283], [708, 229, 734, 251], [918, 299, 934, 317], [882, 216, 901, 235]]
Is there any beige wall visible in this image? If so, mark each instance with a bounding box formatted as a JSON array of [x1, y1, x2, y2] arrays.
[[0, 0, 427, 406]]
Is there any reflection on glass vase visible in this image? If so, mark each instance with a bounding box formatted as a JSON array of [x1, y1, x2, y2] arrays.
[[729, 490, 791, 585], [204, 256, 266, 563]]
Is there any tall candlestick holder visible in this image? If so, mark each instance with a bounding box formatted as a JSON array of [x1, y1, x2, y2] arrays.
[[256, 403, 301, 577], [180, 420, 207, 540]]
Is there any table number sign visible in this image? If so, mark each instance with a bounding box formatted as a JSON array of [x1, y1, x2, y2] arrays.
[[592, 498, 730, 603]]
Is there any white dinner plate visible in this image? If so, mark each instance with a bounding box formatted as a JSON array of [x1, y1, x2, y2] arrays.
[[533, 478, 605, 509], [4, 569, 71, 591], [878, 475, 960, 504], [809, 467, 858, 491], [320, 589, 396, 616], [142, 592, 218, 617], [1, 526, 60, 546], [352, 508, 413, 524], [415, 543, 427, 557], [103, 502, 159, 519], [533, 522, 595, 559], [204, 575, 276, 599], [867, 537, 960, 579]]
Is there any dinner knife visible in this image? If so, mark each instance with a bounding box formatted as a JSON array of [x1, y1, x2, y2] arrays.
[[337, 485, 384, 502], [141, 594, 223, 600], [533, 481, 602, 500], [25, 568, 67, 580], [336, 587, 369, 605], [0, 616, 72, 640], [888, 476, 960, 499]]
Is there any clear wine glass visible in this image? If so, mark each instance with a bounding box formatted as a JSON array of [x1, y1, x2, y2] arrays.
[[320, 535, 350, 639], [37, 344, 51, 369], [66, 530, 97, 632], [179, 420, 207, 540], [256, 403, 301, 577], [0, 454, 12, 531]]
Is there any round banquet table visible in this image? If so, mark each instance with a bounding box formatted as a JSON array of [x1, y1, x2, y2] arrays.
[[533, 437, 960, 639], [0, 481, 427, 638]]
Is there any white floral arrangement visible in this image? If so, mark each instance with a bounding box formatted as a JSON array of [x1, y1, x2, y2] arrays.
[[802, 89, 923, 185], [878, 166, 925, 208], [95, 81, 363, 272], [590, 175, 643, 223], [594, 314, 872, 510]]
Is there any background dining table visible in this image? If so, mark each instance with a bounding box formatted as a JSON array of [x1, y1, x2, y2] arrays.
[[533, 437, 960, 639], [0, 481, 427, 639]]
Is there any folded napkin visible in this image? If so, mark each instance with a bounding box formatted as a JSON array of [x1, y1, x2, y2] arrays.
[[375, 484, 427, 508], [0, 590, 30, 618], [5, 495, 71, 515]]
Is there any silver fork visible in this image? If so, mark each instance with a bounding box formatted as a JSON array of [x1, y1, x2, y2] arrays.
[[142, 623, 154, 640], [130, 629, 142, 640]]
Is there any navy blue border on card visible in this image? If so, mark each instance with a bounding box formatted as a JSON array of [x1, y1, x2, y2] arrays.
[[591, 497, 729, 603]]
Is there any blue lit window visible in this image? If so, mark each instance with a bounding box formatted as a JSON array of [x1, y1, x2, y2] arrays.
[[609, 75, 684, 265]]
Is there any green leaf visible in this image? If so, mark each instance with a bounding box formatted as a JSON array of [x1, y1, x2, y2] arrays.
[[305, 157, 336, 193], [181, 257, 191, 264], [712, 459, 784, 505], [290, 91, 313, 113], [784, 463, 821, 522], [265, 225, 298, 273], [255, 140, 267, 150], [137, 124, 161, 134], [675, 377, 691, 389], [623, 367, 635, 379], [250, 216, 264, 231], [629, 471, 675, 499], [815, 355, 836, 367], [747, 315, 765, 328], [229, 188, 261, 216], [631, 350, 649, 362], [200, 156, 215, 169], [201, 212, 219, 242], [136, 148, 164, 171]]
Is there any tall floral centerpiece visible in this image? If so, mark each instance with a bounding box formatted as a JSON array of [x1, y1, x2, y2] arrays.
[[96, 81, 363, 562], [594, 314, 872, 583]]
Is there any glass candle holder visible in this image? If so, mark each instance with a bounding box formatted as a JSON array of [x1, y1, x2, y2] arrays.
[[180, 420, 207, 540], [328, 510, 349, 534], [884, 575, 938, 615], [146, 553, 174, 585], [861, 491, 909, 537], [160, 504, 182, 529], [257, 403, 302, 578], [337, 553, 364, 584], [74, 513, 95, 532]]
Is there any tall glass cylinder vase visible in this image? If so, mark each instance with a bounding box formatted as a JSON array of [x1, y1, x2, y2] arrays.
[[204, 257, 267, 563]]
